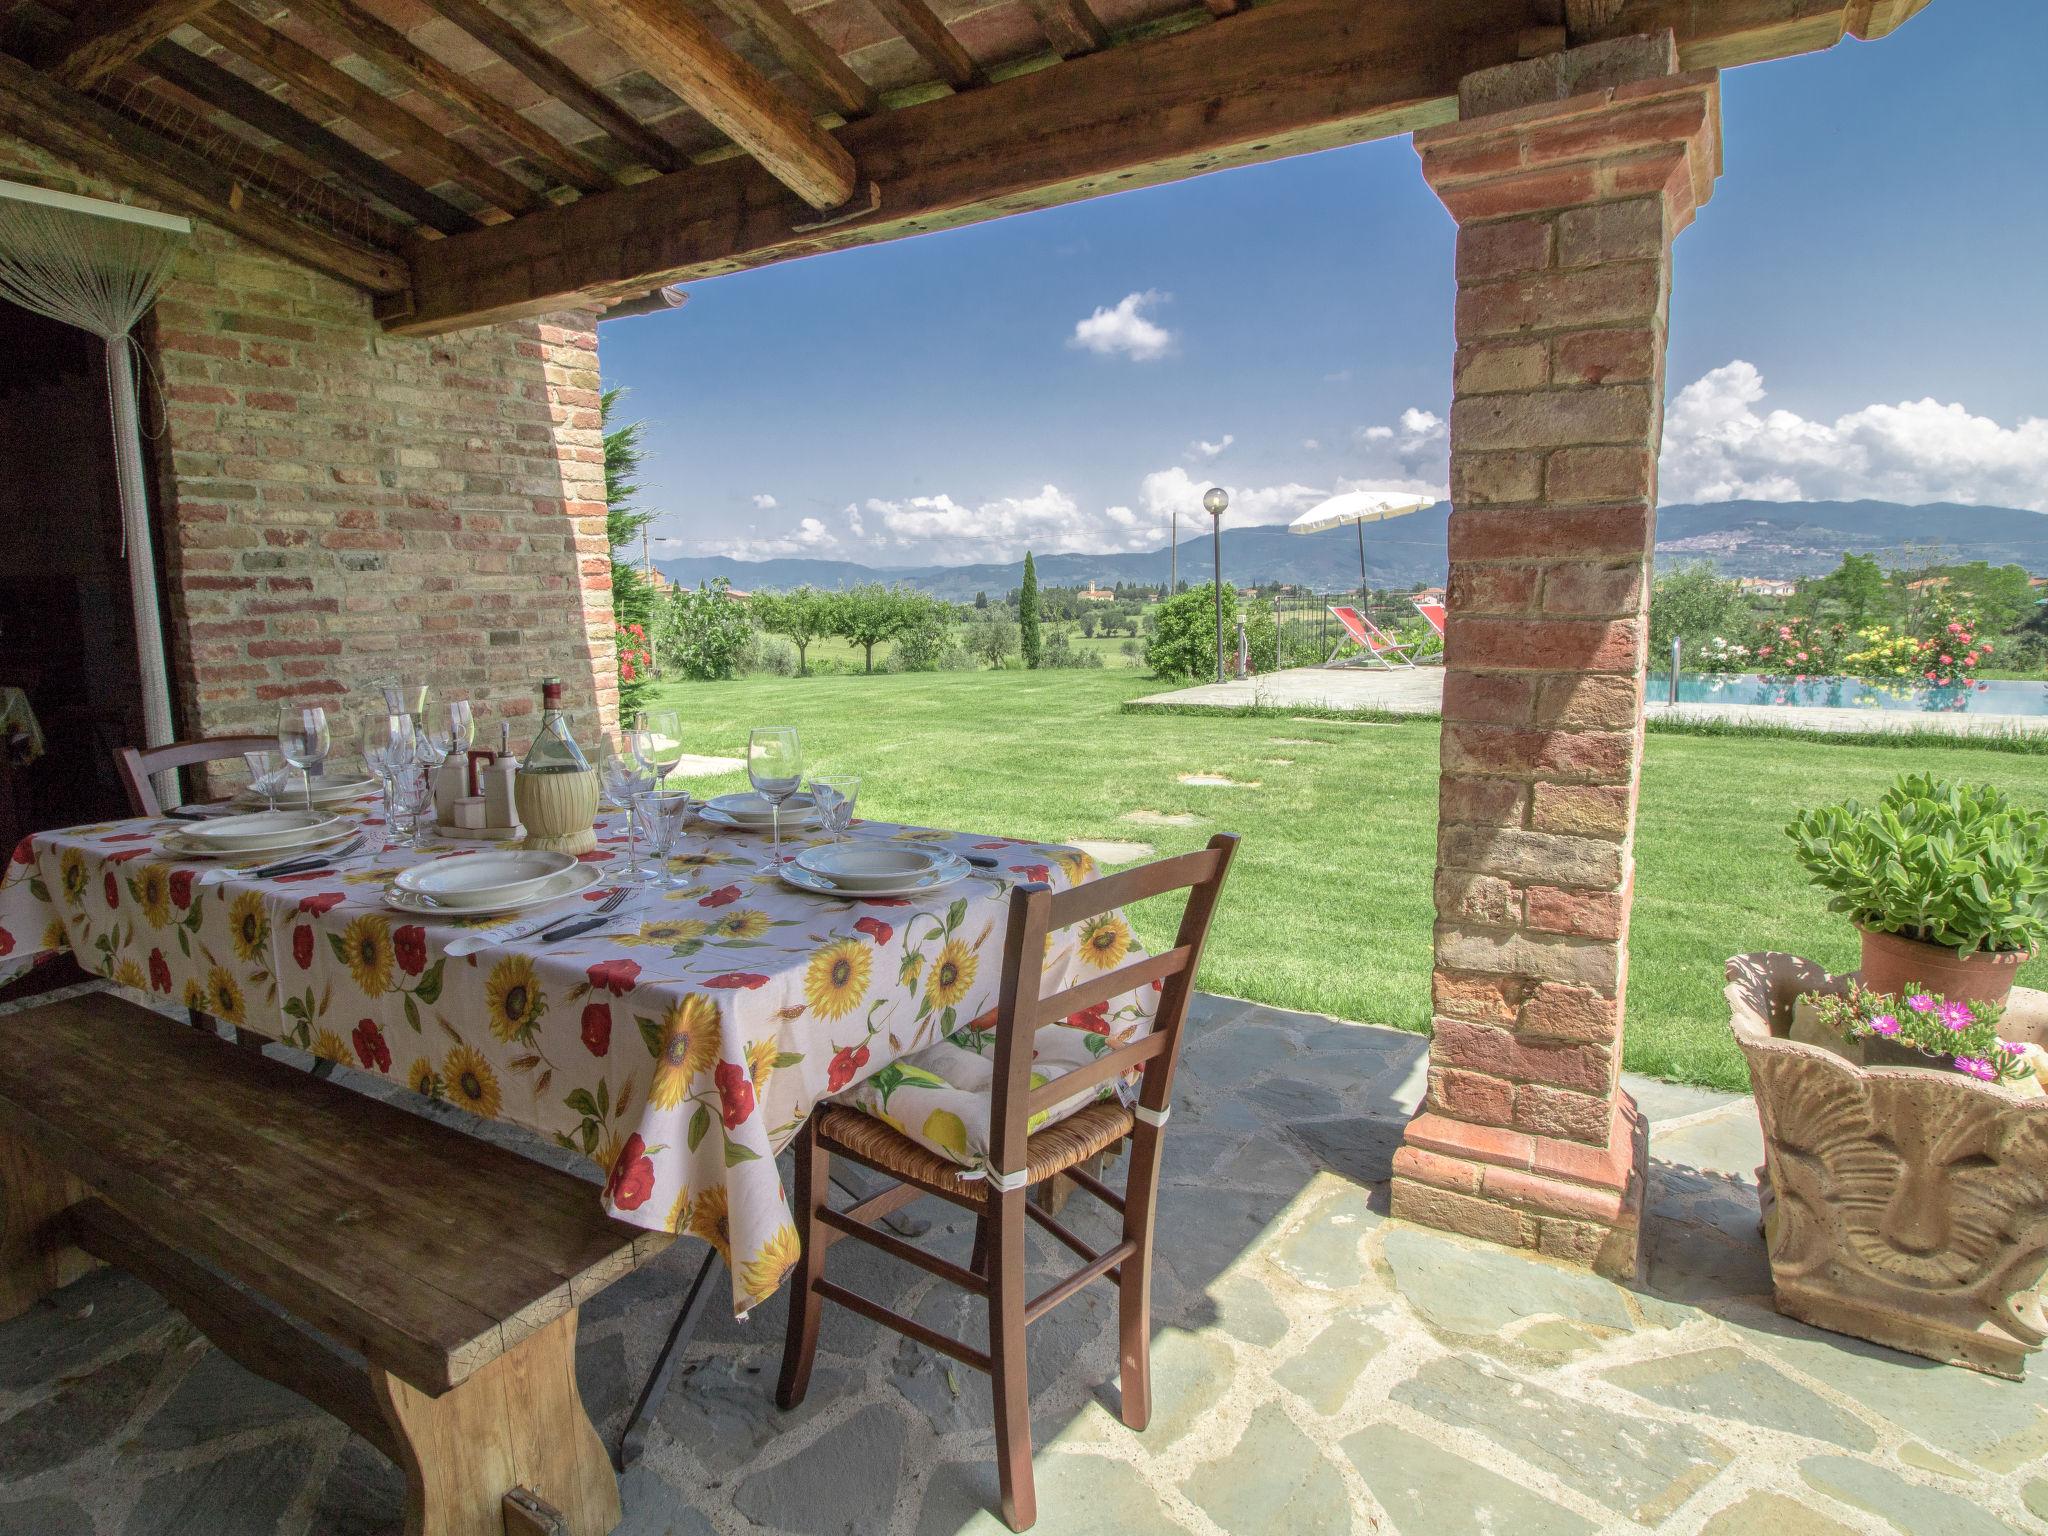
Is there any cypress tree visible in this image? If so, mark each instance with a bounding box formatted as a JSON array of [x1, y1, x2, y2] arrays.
[[1019, 551, 1042, 668]]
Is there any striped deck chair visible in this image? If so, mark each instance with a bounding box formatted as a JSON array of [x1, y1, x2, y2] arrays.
[[1326, 605, 1415, 670]]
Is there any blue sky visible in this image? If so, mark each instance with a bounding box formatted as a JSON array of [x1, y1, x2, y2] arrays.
[[598, 0, 2048, 568]]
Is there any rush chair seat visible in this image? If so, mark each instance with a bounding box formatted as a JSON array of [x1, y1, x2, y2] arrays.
[[776, 834, 1239, 1532]]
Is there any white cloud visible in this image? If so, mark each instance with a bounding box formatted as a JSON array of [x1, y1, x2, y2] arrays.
[[1659, 361, 2048, 510], [1344, 407, 1451, 501], [750, 492, 779, 510], [1187, 434, 1234, 460], [855, 486, 1166, 563], [1362, 425, 1393, 441], [1302, 438, 1321, 451], [1138, 467, 1327, 529], [1323, 369, 1354, 384], [1070, 290, 1174, 362]]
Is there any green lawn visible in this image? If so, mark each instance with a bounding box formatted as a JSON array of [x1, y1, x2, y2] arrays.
[[642, 669, 2048, 1092]]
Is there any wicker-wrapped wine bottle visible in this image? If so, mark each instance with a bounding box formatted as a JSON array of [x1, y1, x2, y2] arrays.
[[515, 677, 599, 855]]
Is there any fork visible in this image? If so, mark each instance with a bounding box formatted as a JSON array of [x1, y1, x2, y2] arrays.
[[539, 887, 631, 944]]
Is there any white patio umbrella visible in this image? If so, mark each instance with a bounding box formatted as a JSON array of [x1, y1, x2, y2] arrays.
[[1287, 489, 1437, 600]]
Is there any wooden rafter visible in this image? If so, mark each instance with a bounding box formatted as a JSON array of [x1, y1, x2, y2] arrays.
[[274, 0, 611, 195], [550, 0, 856, 208], [1024, 0, 1108, 58], [142, 41, 483, 233], [407, 0, 682, 174], [0, 47, 406, 292], [865, 0, 985, 89], [195, 5, 555, 217], [710, 0, 877, 118], [38, 0, 216, 88]]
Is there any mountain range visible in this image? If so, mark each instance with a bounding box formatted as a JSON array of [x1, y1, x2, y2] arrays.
[[653, 500, 2048, 601]]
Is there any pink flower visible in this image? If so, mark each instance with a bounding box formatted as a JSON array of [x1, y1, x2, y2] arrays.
[[1983, 641, 1995, 653], [1937, 999, 1974, 1031], [1953, 1056, 1996, 1081], [1906, 993, 1935, 1013], [1948, 622, 1962, 634], [1940, 654, 1953, 665], [1796, 652, 1808, 662], [1999, 1038, 2025, 1056], [1868, 1013, 1901, 1036], [1925, 671, 1939, 681]]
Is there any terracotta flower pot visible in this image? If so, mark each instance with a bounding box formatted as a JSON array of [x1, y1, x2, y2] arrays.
[[1727, 952, 2048, 1379], [1857, 925, 2030, 1012]]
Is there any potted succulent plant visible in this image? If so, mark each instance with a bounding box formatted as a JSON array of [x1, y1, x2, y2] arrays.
[[1785, 773, 2048, 1011]]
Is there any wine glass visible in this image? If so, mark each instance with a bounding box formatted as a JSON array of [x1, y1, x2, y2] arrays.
[[421, 698, 473, 766], [810, 774, 859, 844], [631, 789, 692, 887], [276, 704, 331, 813], [629, 709, 684, 789], [747, 727, 803, 874]]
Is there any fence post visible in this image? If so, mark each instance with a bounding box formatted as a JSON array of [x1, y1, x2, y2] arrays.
[[1668, 637, 1681, 705]]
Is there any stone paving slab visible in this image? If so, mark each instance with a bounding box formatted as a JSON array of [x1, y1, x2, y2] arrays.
[[0, 988, 2041, 1534]]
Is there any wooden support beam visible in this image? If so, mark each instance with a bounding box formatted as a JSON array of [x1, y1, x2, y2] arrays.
[[278, 0, 612, 196], [865, 0, 985, 89], [1024, 0, 1109, 58], [143, 41, 481, 233], [196, 6, 559, 214], [409, 0, 683, 173], [39, 0, 215, 89], [391, 0, 1934, 334], [0, 47, 407, 293], [549, 0, 856, 209], [1580, 0, 1936, 66], [710, 0, 877, 118]]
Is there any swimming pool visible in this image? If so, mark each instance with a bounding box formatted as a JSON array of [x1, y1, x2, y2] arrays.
[[1650, 673, 2048, 717]]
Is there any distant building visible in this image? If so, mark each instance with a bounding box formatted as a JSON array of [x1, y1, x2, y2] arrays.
[[1413, 585, 1446, 607], [1736, 576, 1797, 598], [1905, 576, 1952, 593], [644, 565, 672, 594], [1078, 583, 1114, 602]]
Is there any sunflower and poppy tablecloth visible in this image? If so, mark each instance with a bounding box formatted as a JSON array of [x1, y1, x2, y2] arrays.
[[0, 805, 1157, 1315]]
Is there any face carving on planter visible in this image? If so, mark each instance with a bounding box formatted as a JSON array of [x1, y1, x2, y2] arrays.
[[1761, 1054, 2048, 1298]]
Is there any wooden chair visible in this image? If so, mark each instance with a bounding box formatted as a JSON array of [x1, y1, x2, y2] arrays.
[[777, 833, 1239, 1532], [114, 734, 277, 817]]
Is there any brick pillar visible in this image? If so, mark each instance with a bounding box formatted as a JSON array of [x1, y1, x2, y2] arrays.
[[1388, 35, 1721, 1279]]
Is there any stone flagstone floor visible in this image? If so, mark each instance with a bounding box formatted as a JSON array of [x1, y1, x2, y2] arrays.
[[0, 988, 2043, 1534]]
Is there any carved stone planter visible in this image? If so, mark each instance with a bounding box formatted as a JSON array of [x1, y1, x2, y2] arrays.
[[1727, 952, 2048, 1379]]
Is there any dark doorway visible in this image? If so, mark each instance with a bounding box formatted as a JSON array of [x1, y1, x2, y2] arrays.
[[0, 300, 153, 855]]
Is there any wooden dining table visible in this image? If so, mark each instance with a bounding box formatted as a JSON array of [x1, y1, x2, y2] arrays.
[[0, 796, 1155, 1321]]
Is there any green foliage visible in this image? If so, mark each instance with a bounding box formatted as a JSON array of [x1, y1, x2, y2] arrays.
[[1807, 982, 2027, 1083], [835, 583, 922, 673], [1019, 552, 1042, 669], [601, 388, 660, 714], [1912, 561, 2038, 635], [657, 578, 754, 682], [1785, 773, 2048, 955], [1145, 583, 1237, 681], [967, 612, 1018, 668], [1040, 627, 1104, 669], [1649, 562, 1746, 661], [750, 586, 841, 676], [1796, 551, 1889, 627], [890, 599, 958, 672]]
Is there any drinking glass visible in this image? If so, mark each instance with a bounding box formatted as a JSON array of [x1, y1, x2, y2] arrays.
[[276, 704, 331, 813], [631, 789, 692, 887], [747, 726, 803, 874], [810, 774, 860, 843], [363, 712, 417, 840], [241, 749, 284, 812], [599, 741, 651, 814], [629, 709, 685, 789], [420, 698, 473, 768]]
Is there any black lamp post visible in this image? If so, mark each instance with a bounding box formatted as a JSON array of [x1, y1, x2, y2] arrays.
[[1203, 486, 1229, 683]]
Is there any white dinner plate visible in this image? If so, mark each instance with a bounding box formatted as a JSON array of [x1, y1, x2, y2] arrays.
[[159, 824, 355, 862], [703, 791, 818, 827], [382, 861, 604, 918], [177, 809, 348, 852], [794, 841, 946, 892], [235, 773, 378, 808], [777, 850, 967, 900], [698, 802, 821, 833], [392, 850, 577, 909]]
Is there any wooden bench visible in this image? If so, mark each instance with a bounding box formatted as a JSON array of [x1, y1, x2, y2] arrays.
[[0, 992, 671, 1536]]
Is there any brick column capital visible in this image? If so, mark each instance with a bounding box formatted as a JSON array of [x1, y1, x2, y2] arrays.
[[1414, 38, 1721, 234]]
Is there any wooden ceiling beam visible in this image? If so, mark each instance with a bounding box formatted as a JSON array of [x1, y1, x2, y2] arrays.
[[38, 0, 216, 88], [864, 0, 985, 89], [390, 0, 1937, 334], [1024, 0, 1108, 58], [710, 0, 877, 118], [550, 0, 855, 208], [141, 41, 483, 233], [196, 6, 560, 215], [0, 47, 407, 292], [274, 0, 610, 195], [408, 0, 681, 174]]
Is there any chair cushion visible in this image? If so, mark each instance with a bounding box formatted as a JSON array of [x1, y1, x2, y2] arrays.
[[838, 987, 1159, 1174]]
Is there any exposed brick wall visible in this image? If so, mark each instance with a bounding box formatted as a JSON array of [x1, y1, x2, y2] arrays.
[[1389, 38, 1722, 1279], [0, 133, 617, 783]]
